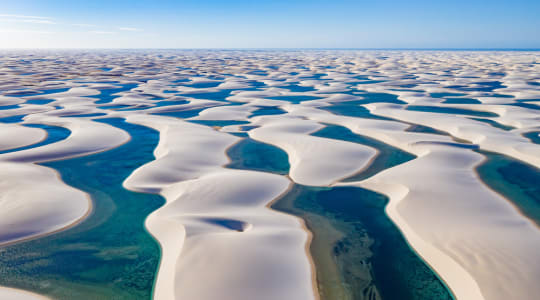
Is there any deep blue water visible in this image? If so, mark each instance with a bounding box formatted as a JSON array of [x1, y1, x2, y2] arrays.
[[249, 106, 286, 117], [523, 131, 540, 144], [509, 102, 540, 110], [0, 114, 26, 123], [182, 81, 222, 89], [154, 99, 190, 107], [25, 99, 55, 105], [0, 104, 20, 109], [430, 93, 467, 98], [282, 84, 318, 92], [442, 98, 482, 104], [94, 84, 139, 104]]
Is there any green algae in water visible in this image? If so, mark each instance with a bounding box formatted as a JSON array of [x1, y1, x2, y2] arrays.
[[0, 118, 164, 299], [273, 185, 454, 300]]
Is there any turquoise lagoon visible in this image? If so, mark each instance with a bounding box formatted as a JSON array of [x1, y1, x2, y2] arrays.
[[0, 118, 163, 299]]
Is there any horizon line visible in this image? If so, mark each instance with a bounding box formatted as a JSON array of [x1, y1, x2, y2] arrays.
[[0, 47, 539, 51]]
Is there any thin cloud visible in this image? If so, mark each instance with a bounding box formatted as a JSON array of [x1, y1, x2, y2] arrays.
[[72, 23, 97, 28], [118, 27, 141, 32], [0, 29, 54, 34], [0, 14, 56, 24], [19, 19, 56, 24], [0, 14, 52, 20], [89, 30, 116, 34]]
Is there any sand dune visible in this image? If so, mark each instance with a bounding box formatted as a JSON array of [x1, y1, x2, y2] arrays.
[[250, 115, 377, 186], [0, 117, 129, 245], [0, 162, 89, 245], [338, 142, 540, 300], [0, 50, 539, 300], [123, 114, 316, 300], [0, 123, 46, 151]]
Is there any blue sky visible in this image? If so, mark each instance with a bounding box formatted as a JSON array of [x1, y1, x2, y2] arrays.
[[0, 0, 539, 48]]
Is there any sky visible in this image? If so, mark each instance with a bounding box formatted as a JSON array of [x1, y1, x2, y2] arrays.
[[0, 0, 539, 49]]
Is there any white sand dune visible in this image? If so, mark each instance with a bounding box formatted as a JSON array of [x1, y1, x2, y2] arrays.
[[0, 117, 129, 244], [0, 95, 25, 106], [0, 123, 46, 151], [250, 115, 377, 186], [338, 142, 540, 300], [123, 115, 316, 300], [0, 162, 89, 245], [0, 116, 129, 163], [191, 103, 257, 121], [123, 114, 240, 192], [0, 105, 53, 119], [151, 170, 314, 300], [144, 99, 223, 115], [365, 103, 540, 168]]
